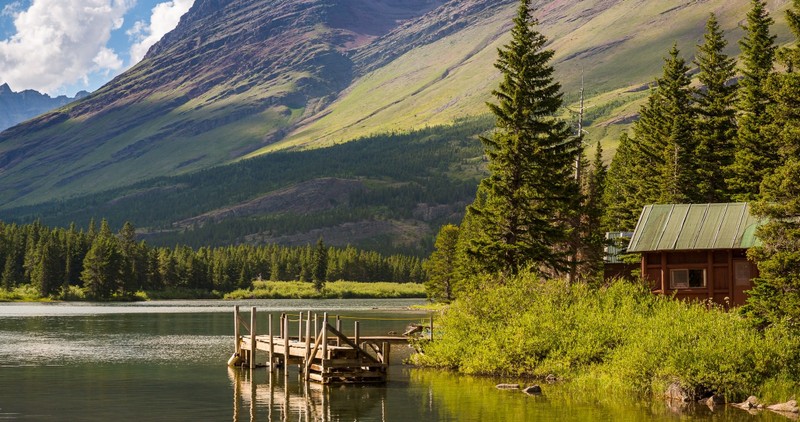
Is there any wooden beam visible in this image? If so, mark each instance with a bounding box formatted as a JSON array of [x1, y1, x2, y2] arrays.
[[325, 323, 380, 364]]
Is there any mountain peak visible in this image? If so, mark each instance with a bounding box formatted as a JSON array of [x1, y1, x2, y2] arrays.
[[0, 83, 11, 95]]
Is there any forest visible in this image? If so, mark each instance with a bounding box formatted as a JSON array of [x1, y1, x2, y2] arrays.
[[0, 117, 493, 256], [0, 219, 425, 301]]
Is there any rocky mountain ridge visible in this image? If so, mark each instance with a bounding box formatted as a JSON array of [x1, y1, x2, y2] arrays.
[[0, 83, 88, 132]]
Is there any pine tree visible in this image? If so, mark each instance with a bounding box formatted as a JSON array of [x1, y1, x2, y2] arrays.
[[602, 133, 644, 231], [81, 236, 122, 300], [653, 45, 697, 203], [312, 238, 328, 291], [693, 13, 738, 202], [579, 142, 607, 280], [728, 0, 778, 201], [424, 224, 460, 302], [742, 0, 800, 330], [464, 0, 580, 277]]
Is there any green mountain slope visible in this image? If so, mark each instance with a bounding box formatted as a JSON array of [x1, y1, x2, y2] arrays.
[[0, 0, 795, 254], [0, 0, 792, 208]]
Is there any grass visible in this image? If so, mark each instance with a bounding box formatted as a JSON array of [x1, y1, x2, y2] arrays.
[[224, 280, 426, 299], [412, 274, 800, 403]]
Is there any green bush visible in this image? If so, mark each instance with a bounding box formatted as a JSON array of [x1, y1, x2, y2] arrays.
[[413, 274, 800, 401]]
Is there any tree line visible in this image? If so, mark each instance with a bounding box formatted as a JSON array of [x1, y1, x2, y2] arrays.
[[0, 219, 425, 300], [425, 0, 800, 333]]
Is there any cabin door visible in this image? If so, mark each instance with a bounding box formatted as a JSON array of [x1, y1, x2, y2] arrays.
[[732, 259, 755, 306]]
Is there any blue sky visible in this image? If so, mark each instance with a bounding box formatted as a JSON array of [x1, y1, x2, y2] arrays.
[[0, 0, 194, 96]]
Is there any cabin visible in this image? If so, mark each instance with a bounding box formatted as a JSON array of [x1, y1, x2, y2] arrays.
[[627, 203, 762, 306]]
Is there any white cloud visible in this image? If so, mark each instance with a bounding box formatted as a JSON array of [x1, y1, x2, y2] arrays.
[[128, 0, 194, 64], [0, 0, 134, 95]]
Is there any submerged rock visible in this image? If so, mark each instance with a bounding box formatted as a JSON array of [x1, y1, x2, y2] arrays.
[[496, 383, 520, 390], [523, 385, 542, 395], [767, 400, 799, 414], [735, 396, 763, 409]]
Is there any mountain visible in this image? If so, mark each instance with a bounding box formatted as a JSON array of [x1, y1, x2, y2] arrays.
[[0, 83, 88, 132], [0, 0, 794, 254]]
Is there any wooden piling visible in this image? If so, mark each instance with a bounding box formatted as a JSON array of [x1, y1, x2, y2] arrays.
[[335, 316, 341, 347], [354, 321, 360, 358], [322, 313, 328, 363], [283, 315, 289, 370], [268, 313, 274, 371], [250, 307, 257, 369], [304, 312, 311, 366], [234, 305, 240, 355], [298, 312, 303, 343], [430, 313, 434, 341]]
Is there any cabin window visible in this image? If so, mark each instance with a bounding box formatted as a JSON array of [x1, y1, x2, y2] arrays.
[[670, 269, 706, 289], [734, 261, 752, 286]]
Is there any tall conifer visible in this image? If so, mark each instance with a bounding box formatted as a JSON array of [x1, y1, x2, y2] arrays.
[[694, 13, 737, 202], [728, 0, 778, 201], [743, 0, 800, 331], [465, 0, 579, 277]]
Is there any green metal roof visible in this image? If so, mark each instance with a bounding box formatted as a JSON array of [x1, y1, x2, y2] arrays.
[[627, 203, 763, 252]]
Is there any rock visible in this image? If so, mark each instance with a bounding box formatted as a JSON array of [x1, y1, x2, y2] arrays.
[[736, 396, 761, 409], [545, 374, 557, 383], [522, 385, 542, 395], [495, 383, 520, 390], [665, 382, 691, 402], [703, 395, 725, 406], [767, 400, 799, 414]]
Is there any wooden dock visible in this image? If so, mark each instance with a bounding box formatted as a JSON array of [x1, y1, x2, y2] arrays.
[[228, 306, 431, 384]]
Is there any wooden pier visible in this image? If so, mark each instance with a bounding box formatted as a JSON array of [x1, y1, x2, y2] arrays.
[[228, 306, 431, 384]]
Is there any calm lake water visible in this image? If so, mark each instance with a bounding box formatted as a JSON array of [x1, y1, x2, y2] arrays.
[[0, 299, 789, 421]]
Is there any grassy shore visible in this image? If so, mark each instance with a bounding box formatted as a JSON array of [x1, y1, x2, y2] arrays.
[[224, 280, 426, 299], [0, 281, 425, 301], [411, 274, 800, 403]]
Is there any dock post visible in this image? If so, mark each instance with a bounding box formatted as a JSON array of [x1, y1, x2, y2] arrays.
[[336, 316, 341, 346], [354, 321, 360, 358], [322, 313, 328, 363], [298, 312, 303, 343], [268, 313, 274, 371], [304, 311, 311, 367], [283, 313, 290, 371], [381, 342, 392, 366], [314, 313, 318, 338], [430, 313, 434, 341], [234, 305, 240, 356], [250, 307, 257, 369]]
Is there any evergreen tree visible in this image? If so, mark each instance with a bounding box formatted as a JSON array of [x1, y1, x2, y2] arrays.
[[653, 45, 697, 203], [578, 142, 607, 280], [693, 13, 738, 202], [81, 236, 122, 300], [424, 224, 460, 302], [742, 0, 800, 331], [602, 133, 644, 231], [464, 0, 580, 277], [728, 0, 778, 201], [312, 238, 328, 292]]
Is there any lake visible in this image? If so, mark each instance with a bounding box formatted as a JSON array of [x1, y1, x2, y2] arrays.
[[0, 300, 788, 421]]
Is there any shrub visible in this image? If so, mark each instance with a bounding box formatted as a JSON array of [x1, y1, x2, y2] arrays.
[[413, 273, 800, 401]]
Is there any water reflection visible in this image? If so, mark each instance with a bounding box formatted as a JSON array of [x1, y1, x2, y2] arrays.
[[229, 367, 388, 422]]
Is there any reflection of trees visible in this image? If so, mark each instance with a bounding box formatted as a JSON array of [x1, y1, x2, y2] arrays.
[[229, 367, 387, 421]]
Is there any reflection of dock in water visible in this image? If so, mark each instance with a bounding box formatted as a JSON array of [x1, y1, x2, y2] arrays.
[[229, 367, 388, 422], [228, 307, 431, 384]]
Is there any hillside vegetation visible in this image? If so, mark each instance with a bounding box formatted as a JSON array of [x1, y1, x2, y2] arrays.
[[0, 0, 794, 209]]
